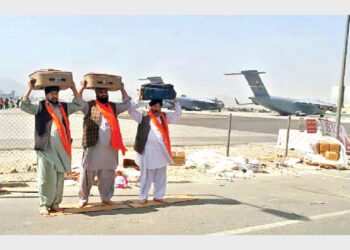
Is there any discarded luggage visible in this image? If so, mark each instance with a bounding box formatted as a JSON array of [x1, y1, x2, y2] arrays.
[[29, 69, 74, 90], [84, 73, 122, 91]]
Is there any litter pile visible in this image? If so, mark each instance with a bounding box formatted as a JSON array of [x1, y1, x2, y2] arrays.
[[185, 150, 266, 180], [302, 136, 349, 170], [116, 166, 140, 183], [63, 161, 141, 187]]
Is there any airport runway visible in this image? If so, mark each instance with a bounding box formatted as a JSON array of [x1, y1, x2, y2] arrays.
[[167, 112, 350, 134], [124, 112, 350, 135]]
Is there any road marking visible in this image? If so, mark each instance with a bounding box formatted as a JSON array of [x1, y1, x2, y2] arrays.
[[208, 209, 350, 235]]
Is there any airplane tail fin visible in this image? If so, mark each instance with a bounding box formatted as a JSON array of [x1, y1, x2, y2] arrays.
[[139, 76, 164, 84], [225, 70, 269, 97]]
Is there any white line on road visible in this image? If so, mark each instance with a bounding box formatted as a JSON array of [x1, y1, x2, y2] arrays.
[[208, 209, 350, 235]]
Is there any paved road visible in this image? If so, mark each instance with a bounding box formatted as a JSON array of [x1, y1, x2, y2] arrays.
[[1, 171, 350, 234], [174, 115, 350, 135]]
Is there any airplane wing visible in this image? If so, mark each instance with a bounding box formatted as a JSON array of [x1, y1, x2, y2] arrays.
[[294, 99, 337, 112], [191, 97, 216, 104]]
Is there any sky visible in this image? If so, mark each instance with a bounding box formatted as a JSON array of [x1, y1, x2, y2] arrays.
[[0, 15, 349, 105]]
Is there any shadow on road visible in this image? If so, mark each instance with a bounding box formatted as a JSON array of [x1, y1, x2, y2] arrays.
[[82, 194, 310, 222], [83, 197, 240, 217], [0, 191, 310, 222]]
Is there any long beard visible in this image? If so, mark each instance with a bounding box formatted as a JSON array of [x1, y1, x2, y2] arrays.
[[152, 110, 160, 116], [48, 99, 58, 105], [97, 96, 109, 104]]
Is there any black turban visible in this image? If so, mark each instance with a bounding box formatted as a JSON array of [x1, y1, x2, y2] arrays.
[[44, 86, 60, 94], [149, 99, 163, 107]]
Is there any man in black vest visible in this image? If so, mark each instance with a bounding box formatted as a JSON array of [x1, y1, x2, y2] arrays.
[[77, 81, 131, 208], [128, 90, 182, 204], [20, 80, 83, 215]]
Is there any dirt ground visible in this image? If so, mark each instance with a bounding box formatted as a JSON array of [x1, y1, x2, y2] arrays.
[[0, 144, 331, 187]]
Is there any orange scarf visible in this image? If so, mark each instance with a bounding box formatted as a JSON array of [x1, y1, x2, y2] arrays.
[[45, 101, 72, 158], [95, 100, 127, 155], [148, 110, 171, 155]]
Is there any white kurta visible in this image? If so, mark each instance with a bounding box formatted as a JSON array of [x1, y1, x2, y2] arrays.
[[128, 101, 182, 200], [128, 101, 182, 169]]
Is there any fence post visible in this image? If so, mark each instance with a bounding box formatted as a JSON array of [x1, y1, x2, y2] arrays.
[[284, 115, 292, 158], [117, 150, 119, 166], [226, 113, 232, 157]]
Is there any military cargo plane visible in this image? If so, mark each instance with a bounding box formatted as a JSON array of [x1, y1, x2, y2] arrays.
[[139, 76, 224, 111], [225, 70, 336, 116]]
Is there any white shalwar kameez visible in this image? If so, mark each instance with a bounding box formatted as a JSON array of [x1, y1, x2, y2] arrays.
[[128, 101, 182, 200]]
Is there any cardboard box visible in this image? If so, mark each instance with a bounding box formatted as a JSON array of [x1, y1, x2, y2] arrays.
[[315, 143, 321, 154], [325, 151, 339, 161], [329, 143, 340, 153], [84, 73, 122, 91], [169, 151, 186, 166], [178, 152, 185, 158], [30, 69, 74, 90], [319, 142, 330, 152]]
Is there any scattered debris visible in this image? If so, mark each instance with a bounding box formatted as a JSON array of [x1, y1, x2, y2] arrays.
[[185, 150, 266, 180], [310, 201, 325, 205], [116, 166, 140, 182], [123, 159, 140, 171], [25, 164, 37, 173], [279, 157, 321, 170], [64, 172, 80, 182], [71, 162, 81, 173], [9, 168, 17, 174], [115, 173, 128, 189], [0, 189, 10, 194], [64, 180, 77, 186]]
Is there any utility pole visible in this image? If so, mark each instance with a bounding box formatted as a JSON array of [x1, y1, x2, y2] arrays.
[[336, 15, 350, 139], [226, 113, 232, 157], [284, 115, 292, 158]]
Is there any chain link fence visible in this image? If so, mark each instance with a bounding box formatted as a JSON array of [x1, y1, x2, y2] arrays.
[[0, 107, 280, 172]]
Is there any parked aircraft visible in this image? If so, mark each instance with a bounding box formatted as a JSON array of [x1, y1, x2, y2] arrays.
[[139, 77, 225, 111], [225, 70, 336, 116]]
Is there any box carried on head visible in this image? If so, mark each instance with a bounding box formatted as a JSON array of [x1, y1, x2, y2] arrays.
[[29, 69, 74, 90], [84, 73, 122, 91], [139, 76, 176, 100]]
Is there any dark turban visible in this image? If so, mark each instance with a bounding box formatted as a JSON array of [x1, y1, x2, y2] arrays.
[[44, 86, 60, 95], [149, 99, 163, 107]]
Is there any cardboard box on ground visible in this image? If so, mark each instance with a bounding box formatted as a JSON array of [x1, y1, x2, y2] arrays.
[[315, 141, 340, 161], [169, 151, 186, 166], [305, 141, 342, 168]]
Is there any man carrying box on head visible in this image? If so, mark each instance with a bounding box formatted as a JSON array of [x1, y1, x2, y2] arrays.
[[20, 80, 83, 215], [77, 80, 131, 208], [128, 89, 182, 205]]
